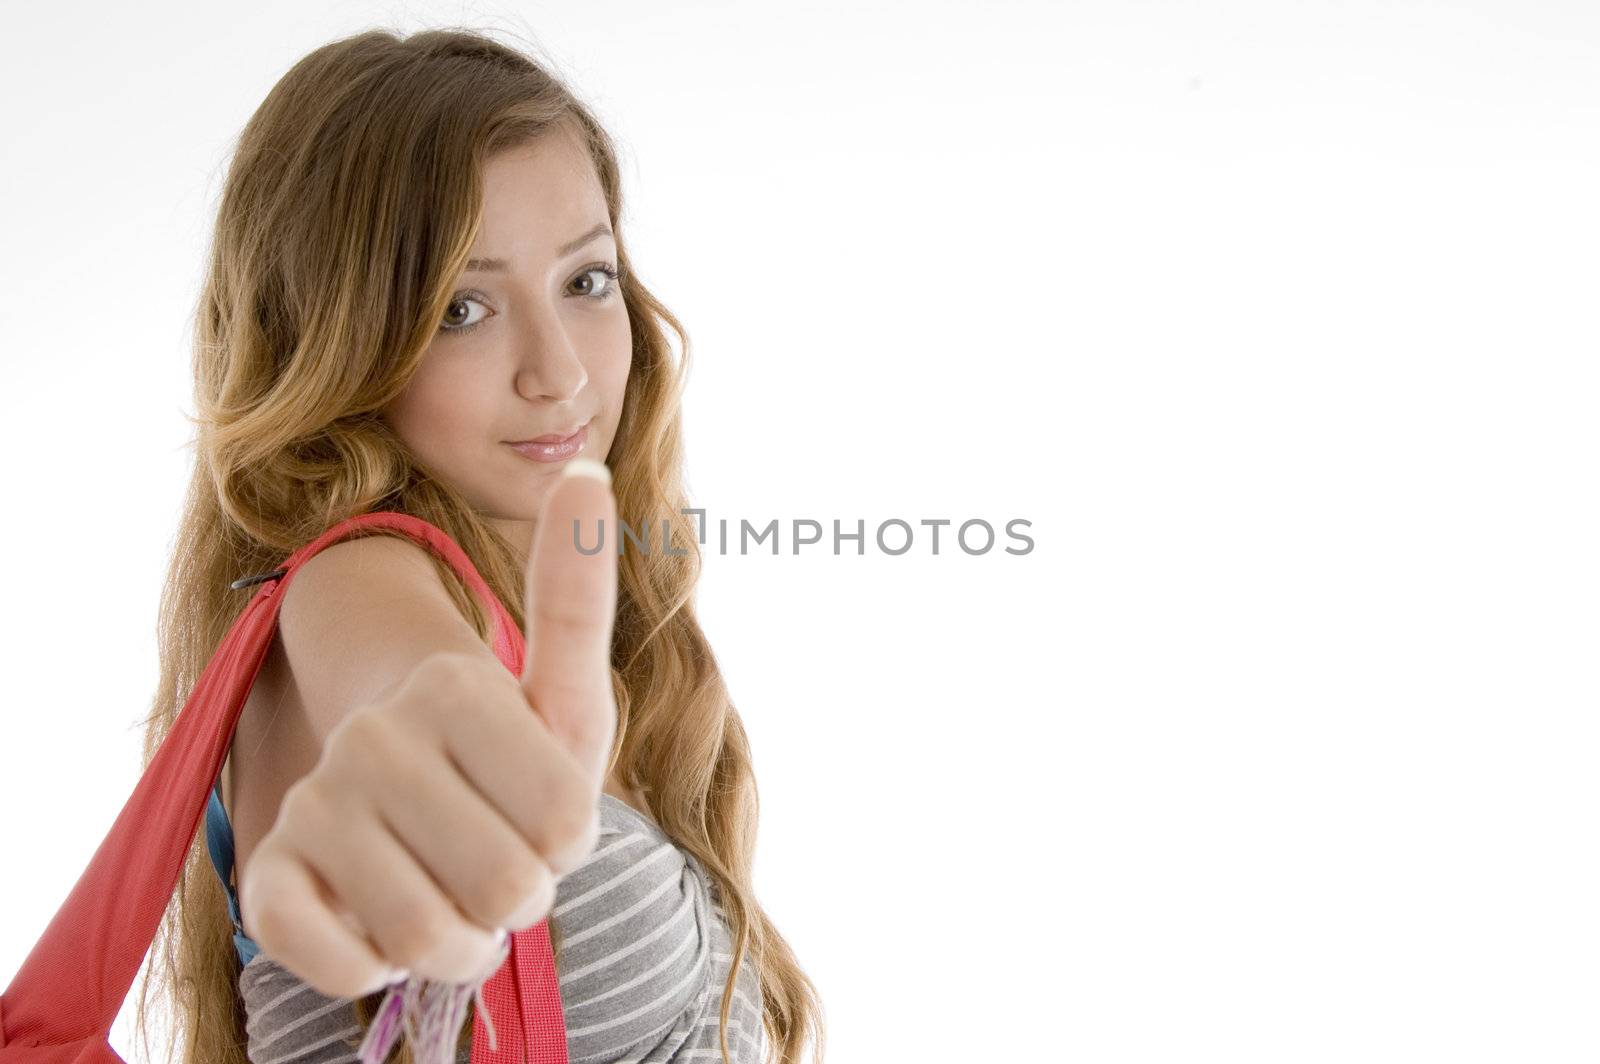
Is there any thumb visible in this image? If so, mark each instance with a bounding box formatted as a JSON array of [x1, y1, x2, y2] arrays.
[[520, 456, 619, 788]]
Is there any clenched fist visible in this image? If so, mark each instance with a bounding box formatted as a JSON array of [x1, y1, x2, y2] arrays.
[[239, 458, 619, 998]]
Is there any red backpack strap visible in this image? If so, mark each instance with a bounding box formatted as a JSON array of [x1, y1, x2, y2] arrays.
[[0, 511, 562, 1063]]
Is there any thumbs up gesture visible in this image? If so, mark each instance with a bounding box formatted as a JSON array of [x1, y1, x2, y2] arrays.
[[242, 458, 620, 999]]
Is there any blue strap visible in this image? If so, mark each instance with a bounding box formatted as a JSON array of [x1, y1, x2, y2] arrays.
[[204, 775, 261, 966]]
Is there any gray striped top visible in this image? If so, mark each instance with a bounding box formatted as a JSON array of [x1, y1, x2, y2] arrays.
[[235, 793, 769, 1063]]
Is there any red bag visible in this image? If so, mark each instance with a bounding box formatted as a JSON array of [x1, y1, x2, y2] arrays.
[[0, 510, 568, 1063]]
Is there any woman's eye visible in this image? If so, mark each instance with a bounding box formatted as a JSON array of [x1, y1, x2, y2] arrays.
[[573, 264, 624, 301], [438, 264, 623, 337], [440, 296, 490, 333]]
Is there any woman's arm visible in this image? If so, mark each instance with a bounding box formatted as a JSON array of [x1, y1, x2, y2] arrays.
[[231, 533, 504, 941], [236, 462, 619, 995]]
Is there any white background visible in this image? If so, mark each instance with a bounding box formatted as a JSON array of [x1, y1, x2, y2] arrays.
[[3, 2, 1597, 1061]]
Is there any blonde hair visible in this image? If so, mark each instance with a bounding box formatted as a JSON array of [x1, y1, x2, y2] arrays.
[[131, 25, 825, 1064]]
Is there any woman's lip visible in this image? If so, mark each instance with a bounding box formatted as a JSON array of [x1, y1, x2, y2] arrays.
[[509, 419, 589, 445], [507, 421, 589, 463]]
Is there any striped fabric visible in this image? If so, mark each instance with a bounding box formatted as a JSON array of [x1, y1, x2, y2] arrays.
[[225, 793, 770, 1063]]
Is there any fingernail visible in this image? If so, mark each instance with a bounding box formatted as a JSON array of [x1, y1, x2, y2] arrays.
[[471, 928, 513, 982], [506, 895, 545, 929], [360, 965, 409, 995], [562, 457, 611, 484]]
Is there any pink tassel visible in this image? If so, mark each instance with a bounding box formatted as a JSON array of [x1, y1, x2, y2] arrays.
[[357, 934, 510, 1064]]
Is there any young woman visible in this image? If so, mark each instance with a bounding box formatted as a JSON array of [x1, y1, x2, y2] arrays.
[[131, 26, 824, 1064]]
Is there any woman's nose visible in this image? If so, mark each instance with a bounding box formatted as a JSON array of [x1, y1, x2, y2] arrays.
[[513, 333, 589, 402]]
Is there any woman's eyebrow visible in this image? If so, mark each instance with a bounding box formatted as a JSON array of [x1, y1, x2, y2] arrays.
[[466, 222, 614, 273]]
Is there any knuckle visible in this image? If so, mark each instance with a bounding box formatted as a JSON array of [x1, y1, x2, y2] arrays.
[[333, 703, 388, 749], [417, 650, 483, 693], [245, 881, 283, 943], [505, 878, 557, 930], [474, 853, 550, 926], [278, 775, 329, 834], [576, 808, 603, 860], [558, 792, 600, 846], [538, 784, 580, 839], [243, 861, 294, 954], [319, 972, 370, 1002], [382, 905, 450, 970], [354, 704, 410, 751], [325, 713, 385, 774], [382, 750, 435, 798], [331, 708, 420, 778], [394, 653, 497, 730], [545, 796, 601, 874]]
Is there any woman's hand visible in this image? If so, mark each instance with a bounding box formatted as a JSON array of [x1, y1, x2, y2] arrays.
[[240, 460, 619, 999]]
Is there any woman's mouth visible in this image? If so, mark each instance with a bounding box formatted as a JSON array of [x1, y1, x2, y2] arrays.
[[506, 420, 589, 463]]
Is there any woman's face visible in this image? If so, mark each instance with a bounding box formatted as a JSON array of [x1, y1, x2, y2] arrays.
[[383, 129, 632, 558]]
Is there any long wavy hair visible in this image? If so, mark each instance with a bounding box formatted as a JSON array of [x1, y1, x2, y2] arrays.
[[129, 25, 824, 1064]]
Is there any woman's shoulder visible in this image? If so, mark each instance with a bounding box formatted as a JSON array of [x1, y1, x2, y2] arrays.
[[562, 792, 710, 915]]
